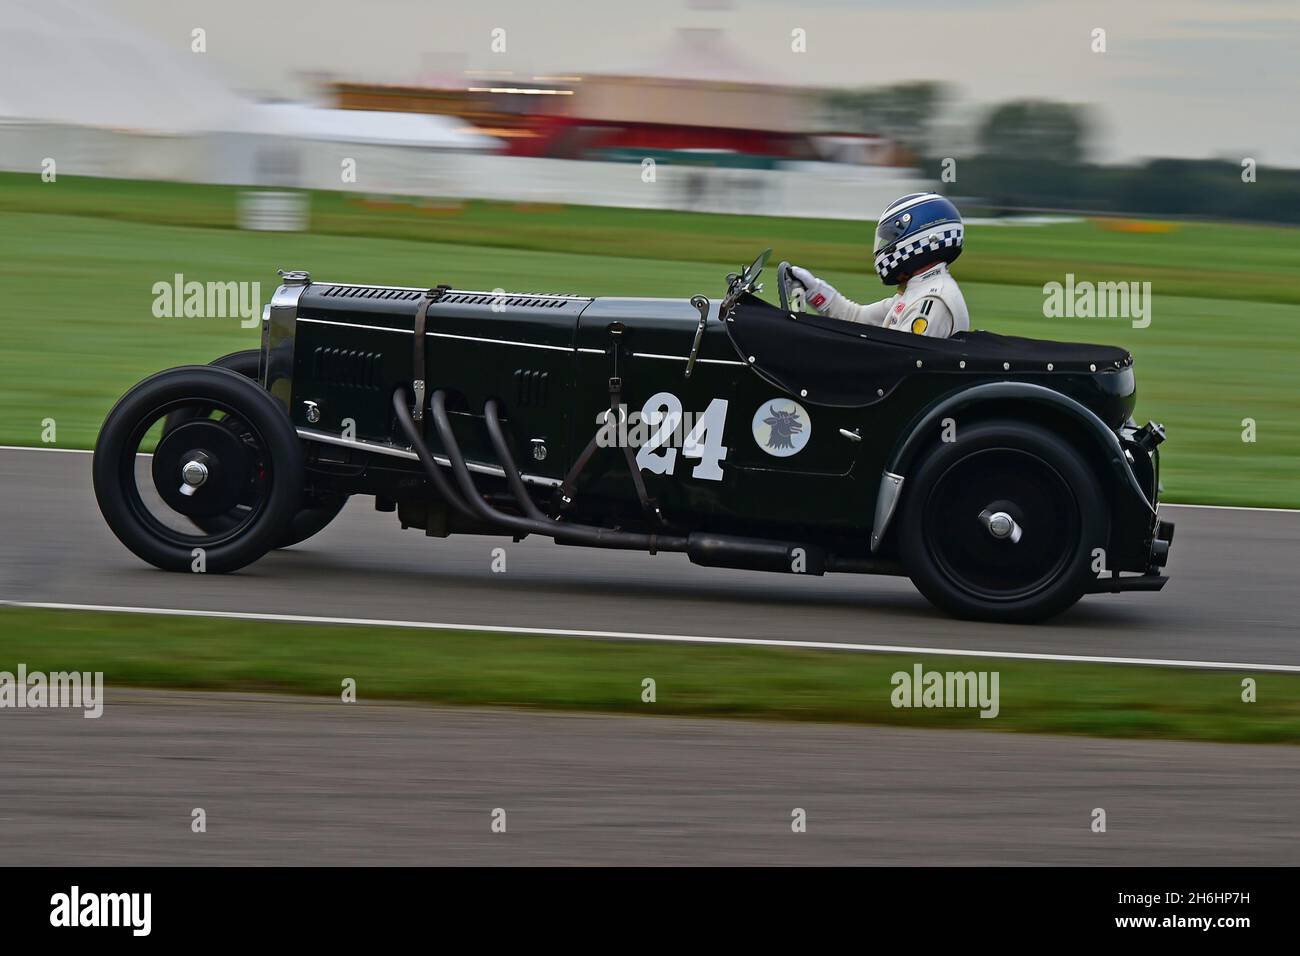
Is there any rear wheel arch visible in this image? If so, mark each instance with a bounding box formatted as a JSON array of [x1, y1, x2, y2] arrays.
[[910, 397, 1118, 491], [875, 385, 1133, 554]]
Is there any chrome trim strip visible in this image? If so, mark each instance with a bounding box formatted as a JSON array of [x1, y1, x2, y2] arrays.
[[631, 351, 746, 366], [297, 428, 562, 488], [295, 320, 744, 362], [295, 317, 405, 334], [430, 331, 572, 352], [869, 472, 905, 553], [295, 317, 574, 353], [444, 289, 592, 301], [312, 281, 428, 292]]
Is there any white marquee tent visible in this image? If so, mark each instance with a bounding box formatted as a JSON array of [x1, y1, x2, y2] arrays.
[[0, 0, 248, 134], [0, 0, 498, 187]]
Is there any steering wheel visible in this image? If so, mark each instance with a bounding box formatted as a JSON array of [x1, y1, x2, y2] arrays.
[[776, 261, 791, 311], [776, 260, 798, 313]]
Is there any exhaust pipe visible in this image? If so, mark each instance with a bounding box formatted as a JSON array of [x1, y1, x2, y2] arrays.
[[483, 398, 548, 522], [427, 388, 689, 552], [392, 388, 476, 521], [687, 534, 825, 575], [394, 386, 849, 575]]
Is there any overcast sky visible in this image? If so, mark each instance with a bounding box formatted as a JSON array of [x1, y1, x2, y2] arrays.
[[107, 0, 1300, 166]]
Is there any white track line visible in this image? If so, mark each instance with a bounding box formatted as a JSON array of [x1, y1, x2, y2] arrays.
[[4, 600, 1299, 673], [1160, 503, 1300, 514], [3, 445, 1298, 514], [0, 444, 92, 455]]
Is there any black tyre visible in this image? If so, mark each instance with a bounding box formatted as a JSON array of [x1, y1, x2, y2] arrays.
[[205, 348, 261, 378], [897, 420, 1108, 623], [167, 350, 261, 415], [163, 349, 347, 549], [93, 365, 303, 573], [276, 495, 349, 549]]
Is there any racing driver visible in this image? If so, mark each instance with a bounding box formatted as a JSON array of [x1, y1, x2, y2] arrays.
[[790, 192, 970, 338]]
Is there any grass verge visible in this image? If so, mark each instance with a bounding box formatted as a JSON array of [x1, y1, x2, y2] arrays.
[[1, 607, 1295, 744], [5, 172, 1300, 303]]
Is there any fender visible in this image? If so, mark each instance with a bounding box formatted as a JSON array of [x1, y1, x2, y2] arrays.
[[869, 381, 1155, 552]]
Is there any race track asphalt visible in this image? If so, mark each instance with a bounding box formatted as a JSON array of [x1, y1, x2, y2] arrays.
[[1, 447, 1297, 665], [3, 690, 1298, 865], [2, 447, 1297, 866]]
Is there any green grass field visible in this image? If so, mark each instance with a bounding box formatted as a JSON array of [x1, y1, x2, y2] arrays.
[[1, 173, 1296, 505], [5, 173, 1300, 304], [3, 606, 1296, 743]]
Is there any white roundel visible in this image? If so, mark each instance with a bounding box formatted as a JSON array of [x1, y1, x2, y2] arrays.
[[752, 399, 811, 457]]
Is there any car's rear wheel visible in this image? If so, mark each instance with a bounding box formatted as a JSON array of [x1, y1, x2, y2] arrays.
[[93, 365, 303, 573], [897, 420, 1107, 622], [162, 349, 347, 549]]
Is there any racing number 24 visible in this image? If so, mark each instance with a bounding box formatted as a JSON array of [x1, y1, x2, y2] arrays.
[[634, 392, 729, 481]]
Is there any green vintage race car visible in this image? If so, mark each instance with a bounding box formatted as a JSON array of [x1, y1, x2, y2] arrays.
[[93, 251, 1173, 622]]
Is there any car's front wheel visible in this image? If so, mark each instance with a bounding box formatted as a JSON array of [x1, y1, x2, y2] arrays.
[[897, 420, 1108, 623], [162, 349, 347, 549], [93, 365, 304, 573]]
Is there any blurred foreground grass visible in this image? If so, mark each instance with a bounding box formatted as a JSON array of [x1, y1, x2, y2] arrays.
[[0, 607, 1296, 744]]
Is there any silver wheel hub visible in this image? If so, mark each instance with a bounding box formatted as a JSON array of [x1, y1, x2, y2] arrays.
[[979, 508, 1022, 543], [180, 459, 209, 496]]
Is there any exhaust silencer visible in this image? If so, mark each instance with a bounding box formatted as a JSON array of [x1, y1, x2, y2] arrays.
[[687, 533, 826, 575]]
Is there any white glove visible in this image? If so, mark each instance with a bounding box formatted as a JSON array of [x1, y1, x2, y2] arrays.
[[789, 266, 839, 315]]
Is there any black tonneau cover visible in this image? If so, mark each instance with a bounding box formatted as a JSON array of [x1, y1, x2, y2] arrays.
[[725, 293, 1132, 408]]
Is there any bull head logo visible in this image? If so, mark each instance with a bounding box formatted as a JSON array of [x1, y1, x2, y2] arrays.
[[763, 404, 804, 450]]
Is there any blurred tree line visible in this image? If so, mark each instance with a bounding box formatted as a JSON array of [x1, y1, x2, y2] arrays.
[[826, 85, 1300, 225]]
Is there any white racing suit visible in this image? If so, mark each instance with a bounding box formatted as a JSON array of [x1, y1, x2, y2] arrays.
[[806, 262, 970, 338]]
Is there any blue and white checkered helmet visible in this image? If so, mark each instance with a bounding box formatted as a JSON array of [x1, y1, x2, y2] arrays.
[[873, 193, 964, 285]]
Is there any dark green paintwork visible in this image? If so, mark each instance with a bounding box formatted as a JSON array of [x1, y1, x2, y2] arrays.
[[273, 275, 1156, 566]]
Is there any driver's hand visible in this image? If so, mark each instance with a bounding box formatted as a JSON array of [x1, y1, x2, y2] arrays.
[[790, 266, 839, 315]]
